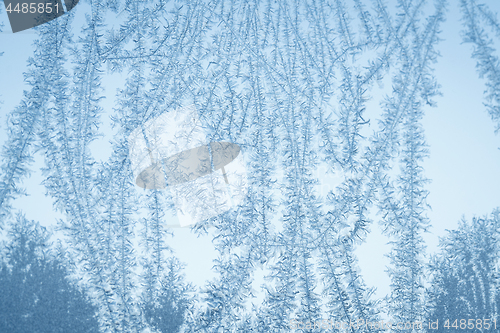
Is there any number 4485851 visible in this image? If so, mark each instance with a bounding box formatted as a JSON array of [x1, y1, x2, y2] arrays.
[[5, 2, 60, 14], [444, 319, 497, 330]]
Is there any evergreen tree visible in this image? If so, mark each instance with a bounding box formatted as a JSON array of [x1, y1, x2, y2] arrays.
[[0, 214, 99, 333], [143, 258, 191, 333], [426, 210, 500, 332]]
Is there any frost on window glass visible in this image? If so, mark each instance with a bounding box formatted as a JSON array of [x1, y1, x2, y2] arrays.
[[0, 0, 499, 332]]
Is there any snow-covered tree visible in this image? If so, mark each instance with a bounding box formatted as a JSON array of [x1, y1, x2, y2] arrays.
[[426, 210, 500, 332], [0, 214, 99, 333]]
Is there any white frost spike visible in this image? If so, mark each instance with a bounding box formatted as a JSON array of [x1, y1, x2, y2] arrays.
[[128, 105, 248, 227]]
